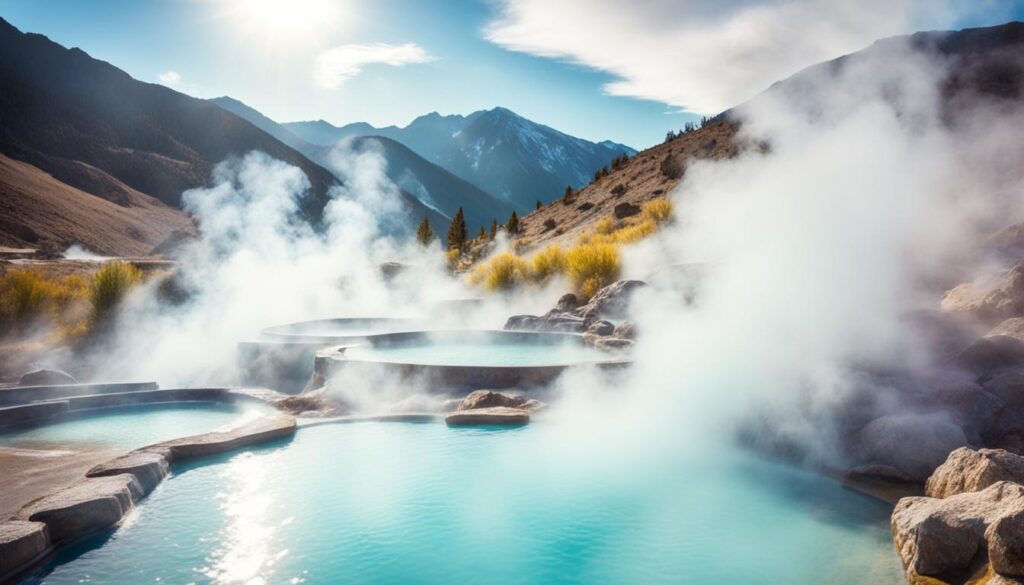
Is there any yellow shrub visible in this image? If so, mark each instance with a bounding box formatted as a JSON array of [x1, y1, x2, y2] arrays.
[[642, 198, 674, 225], [530, 245, 566, 283], [565, 243, 620, 299], [0, 269, 91, 337], [91, 261, 142, 322], [469, 252, 531, 291]]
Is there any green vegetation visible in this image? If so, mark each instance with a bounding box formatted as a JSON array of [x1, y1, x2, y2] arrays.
[[90, 261, 143, 323], [447, 207, 467, 251], [506, 211, 519, 236], [416, 217, 436, 246]]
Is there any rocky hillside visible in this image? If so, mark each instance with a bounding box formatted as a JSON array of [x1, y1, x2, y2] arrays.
[[0, 154, 192, 255], [285, 107, 635, 212], [514, 121, 739, 249], [0, 17, 345, 254]]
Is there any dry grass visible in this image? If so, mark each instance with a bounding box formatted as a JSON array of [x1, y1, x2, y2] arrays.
[[468, 252, 532, 291], [91, 261, 142, 322], [565, 243, 621, 299], [530, 244, 566, 283]]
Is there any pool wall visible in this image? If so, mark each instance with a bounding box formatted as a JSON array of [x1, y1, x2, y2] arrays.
[[241, 318, 435, 393], [314, 330, 631, 392], [0, 412, 298, 584]]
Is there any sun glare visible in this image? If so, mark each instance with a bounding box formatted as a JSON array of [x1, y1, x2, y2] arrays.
[[218, 0, 344, 46]]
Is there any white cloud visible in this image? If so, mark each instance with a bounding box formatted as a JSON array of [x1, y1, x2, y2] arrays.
[[484, 0, 1006, 114], [313, 43, 434, 89], [158, 70, 182, 87]]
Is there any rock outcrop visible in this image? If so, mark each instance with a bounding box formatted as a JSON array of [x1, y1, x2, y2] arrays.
[[942, 262, 1024, 325], [445, 406, 530, 426], [16, 474, 142, 544], [456, 390, 544, 412], [855, 414, 970, 481], [503, 280, 646, 345], [893, 481, 1024, 582], [0, 521, 48, 581], [926, 448, 1024, 499]]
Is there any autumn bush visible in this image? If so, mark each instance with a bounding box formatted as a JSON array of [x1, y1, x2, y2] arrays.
[[468, 252, 531, 291], [91, 261, 142, 323], [565, 243, 621, 299], [530, 244, 566, 283]]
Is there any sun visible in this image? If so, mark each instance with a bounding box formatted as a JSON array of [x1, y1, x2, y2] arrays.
[[217, 0, 344, 46]]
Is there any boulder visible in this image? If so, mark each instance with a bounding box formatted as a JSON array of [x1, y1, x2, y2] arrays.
[[986, 371, 1024, 409], [942, 262, 1024, 324], [456, 390, 544, 412], [927, 448, 1024, 499], [613, 202, 640, 219], [276, 394, 338, 416], [0, 521, 49, 579], [892, 482, 1024, 580], [613, 320, 637, 340], [574, 280, 648, 321], [958, 335, 1024, 375], [991, 318, 1024, 343], [933, 383, 1005, 444], [582, 333, 634, 352], [445, 407, 530, 426], [989, 511, 1024, 576], [554, 293, 580, 313], [18, 369, 76, 386], [586, 320, 615, 336], [504, 315, 543, 331], [17, 475, 142, 544], [541, 312, 586, 333], [855, 414, 969, 481]]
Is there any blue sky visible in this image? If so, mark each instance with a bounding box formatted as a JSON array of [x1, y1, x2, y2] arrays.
[[1, 0, 1022, 149]]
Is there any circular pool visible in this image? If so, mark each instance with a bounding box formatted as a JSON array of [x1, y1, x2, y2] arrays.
[[260, 317, 432, 344], [28, 422, 902, 585], [315, 330, 629, 391]]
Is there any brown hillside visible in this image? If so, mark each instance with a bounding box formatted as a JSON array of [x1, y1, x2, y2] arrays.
[[515, 122, 739, 249], [0, 154, 193, 256]]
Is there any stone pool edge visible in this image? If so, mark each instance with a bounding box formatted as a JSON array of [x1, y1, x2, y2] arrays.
[[0, 406, 297, 583]]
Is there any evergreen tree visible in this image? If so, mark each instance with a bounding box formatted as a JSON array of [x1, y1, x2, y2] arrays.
[[506, 211, 519, 236], [563, 185, 574, 201], [415, 218, 435, 246], [536, 200, 542, 210], [447, 207, 467, 250], [478, 226, 486, 239], [489, 219, 498, 240]]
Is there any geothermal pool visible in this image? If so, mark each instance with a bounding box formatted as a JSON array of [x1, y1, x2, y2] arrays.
[[0, 403, 263, 450], [29, 423, 903, 584], [261, 318, 429, 341], [344, 339, 616, 367]]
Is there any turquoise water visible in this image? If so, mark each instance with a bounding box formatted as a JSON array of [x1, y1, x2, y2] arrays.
[[30, 423, 903, 585], [0, 403, 263, 450], [346, 341, 612, 366]]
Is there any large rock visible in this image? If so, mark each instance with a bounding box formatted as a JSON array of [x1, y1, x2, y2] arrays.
[[0, 521, 49, 580], [893, 482, 1024, 580], [933, 383, 1005, 444], [612, 320, 636, 340], [446, 407, 530, 426], [456, 390, 544, 412], [942, 262, 1024, 324], [18, 369, 76, 386], [926, 448, 1024, 499], [504, 311, 585, 333], [855, 414, 970, 481], [504, 315, 543, 331], [958, 335, 1024, 375], [613, 202, 641, 219], [989, 511, 1024, 576], [991, 318, 1024, 343], [17, 475, 142, 544], [986, 370, 1024, 409], [574, 280, 648, 321], [586, 320, 615, 336], [582, 333, 634, 352]]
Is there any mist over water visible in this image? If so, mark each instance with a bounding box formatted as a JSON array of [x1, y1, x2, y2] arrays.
[[81, 36, 1024, 475]]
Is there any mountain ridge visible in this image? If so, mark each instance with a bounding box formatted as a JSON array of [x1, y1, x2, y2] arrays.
[[284, 107, 636, 212]]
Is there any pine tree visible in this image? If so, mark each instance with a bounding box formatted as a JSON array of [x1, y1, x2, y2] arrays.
[[447, 207, 467, 250], [535, 200, 542, 210], [489, 219, 498, 240], [415, 217, 435, 246], [563, 185, 574, 201], [478, 226, 486, 239], [506, 211, 519, 236]]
